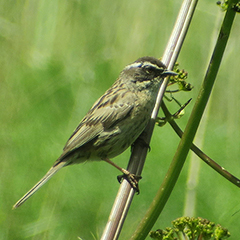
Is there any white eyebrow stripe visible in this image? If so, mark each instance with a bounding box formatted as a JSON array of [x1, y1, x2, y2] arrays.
[[124, 61, 163, 71], [141, 62, 162, 70], [123, 62, 142, 70]]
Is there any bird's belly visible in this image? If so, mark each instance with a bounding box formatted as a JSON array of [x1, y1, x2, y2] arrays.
[[93, 114, 150, 159]]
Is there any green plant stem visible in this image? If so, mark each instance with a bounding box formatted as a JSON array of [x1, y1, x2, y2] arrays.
[[130, 1, 238, 239], [161, 101, 240, 188]]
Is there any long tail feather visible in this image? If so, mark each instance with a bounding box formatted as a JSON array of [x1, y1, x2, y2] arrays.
[[13, 161, 67, 209]]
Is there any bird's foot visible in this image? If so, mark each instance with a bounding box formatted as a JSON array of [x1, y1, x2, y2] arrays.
[[117, 172, 142, 194]]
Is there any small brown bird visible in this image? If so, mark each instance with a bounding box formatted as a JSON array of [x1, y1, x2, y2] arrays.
[[13, 56, 176, 209]]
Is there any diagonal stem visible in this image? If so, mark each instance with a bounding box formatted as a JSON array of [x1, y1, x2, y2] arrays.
[[161, 101, 240, 188]]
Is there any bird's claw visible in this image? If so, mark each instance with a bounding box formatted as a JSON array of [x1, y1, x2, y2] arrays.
[[117, 173, 142, 194]]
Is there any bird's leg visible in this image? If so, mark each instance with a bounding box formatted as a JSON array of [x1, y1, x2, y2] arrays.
[[103, 158, 141, 194]]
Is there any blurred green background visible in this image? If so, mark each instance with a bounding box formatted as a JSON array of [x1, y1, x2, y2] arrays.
[[1, 0, 240, 239]]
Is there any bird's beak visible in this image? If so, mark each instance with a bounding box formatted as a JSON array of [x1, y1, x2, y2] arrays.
[[162, 70, 178, 78]]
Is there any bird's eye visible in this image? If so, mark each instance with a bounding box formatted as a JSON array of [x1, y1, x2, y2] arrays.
[[144, 66, 155, 74]]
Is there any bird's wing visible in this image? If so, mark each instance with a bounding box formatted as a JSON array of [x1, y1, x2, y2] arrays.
[[62, 88, 135, 153]]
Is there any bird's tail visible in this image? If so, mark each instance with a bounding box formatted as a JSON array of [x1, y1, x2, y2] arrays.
[[13, 161, 67, 209]]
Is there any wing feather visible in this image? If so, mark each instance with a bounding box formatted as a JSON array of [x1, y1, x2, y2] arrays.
[[62, 87, 135, 153]]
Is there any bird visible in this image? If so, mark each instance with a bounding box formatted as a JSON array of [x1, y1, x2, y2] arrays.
[[13, 56, 176, 209]]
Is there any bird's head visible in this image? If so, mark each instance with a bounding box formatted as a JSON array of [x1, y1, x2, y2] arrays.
[[120, 56, 177, 91]]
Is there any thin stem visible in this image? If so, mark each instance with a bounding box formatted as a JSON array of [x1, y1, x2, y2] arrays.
[[161, 101, 240, 188]]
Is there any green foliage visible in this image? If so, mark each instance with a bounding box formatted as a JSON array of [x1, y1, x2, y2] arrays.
[[168, 62, 193, 92], [217, 0, 240, 12], [150, 217, 230, 240], [216, 0, 229, 11]]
